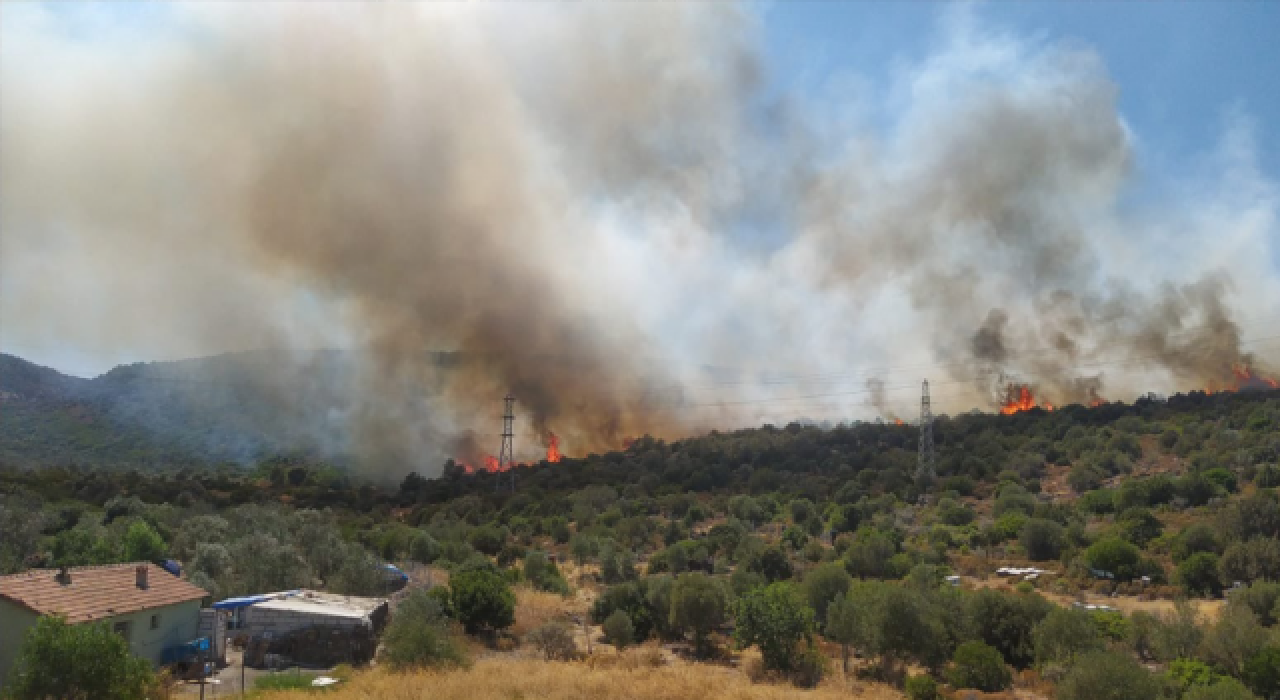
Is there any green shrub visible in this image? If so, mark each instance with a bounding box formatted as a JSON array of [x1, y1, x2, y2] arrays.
[[467, 524, 507, 556], [603, 609, 635, 649], [1227, 581, 1280, 626], [1185, 678, 1262, 700], [449, 567, 516, 634], [1078, 488, 1117, 514], [904, 674, 940, 700], [735, 582, 814, 672], [408, 532, 441, 564], [946, 641, 1011, 692], [380, 589, 468, 670], [1085, 537, 1142, 580], [803, 562, 851, 628], [1033, 607, 1102, 665], [1020, 518, 1065, 561], [1177, 552, 1223, 596], [964, 587, 1052, 669], [1165, 658, 1224, 696], [1116, 508, 1163, 548], [591, 580, 658, 642], [790, 642, 828, 688], [670, 572, 729, 658], [1243, 645, 1280, 699], [523, 550, 570, 595], [1056, 651, 1162, 700], [1090, 610, 1131, 641], [1172, 524, 1221, 564], [122, 520, 166, 562], [5, 616, 155, 700]]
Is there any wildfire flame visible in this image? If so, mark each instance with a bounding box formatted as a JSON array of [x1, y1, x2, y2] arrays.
[[546, 432, 562, 463], [998, 384, 1054, 415], [459, 431, 565, 474], [1207, 363, 1279, 394]]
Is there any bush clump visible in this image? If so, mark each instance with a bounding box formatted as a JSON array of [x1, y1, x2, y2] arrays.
[[946, 640, 1011, 692], [603, 610, 635, 650], [525, 620, 579, 661], [380, 589, 468, 670], [449, 566, 516, 634], [904, 674, 940, 700]]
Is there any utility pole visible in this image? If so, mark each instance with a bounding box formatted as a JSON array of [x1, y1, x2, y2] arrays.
[[916, 379, 936, 499], [499, 394, 515, 493]]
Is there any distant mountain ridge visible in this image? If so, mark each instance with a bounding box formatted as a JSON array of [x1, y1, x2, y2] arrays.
[[0, 351, 350, 470]]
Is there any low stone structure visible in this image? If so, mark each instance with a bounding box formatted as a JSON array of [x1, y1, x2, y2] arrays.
[[236, 591, 388, 668]]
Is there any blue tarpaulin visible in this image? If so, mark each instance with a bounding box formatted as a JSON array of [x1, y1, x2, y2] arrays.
[[211, 591, 300, 610], [161, 637, 210, 664], [211, 594, 272, 610], [382, 564, 408, 582]]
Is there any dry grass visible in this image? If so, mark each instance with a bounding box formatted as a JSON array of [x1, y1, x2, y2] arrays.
[[252, 658, 905, 700], [512, 585, 577, 638]]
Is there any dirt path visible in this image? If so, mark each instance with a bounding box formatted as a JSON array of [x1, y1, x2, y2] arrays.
[[963, 575, 1224, 621]]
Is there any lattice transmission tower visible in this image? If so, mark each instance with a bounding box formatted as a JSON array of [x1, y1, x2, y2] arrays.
[[499, 393, 515, 492], [916, 379, 936, 494]]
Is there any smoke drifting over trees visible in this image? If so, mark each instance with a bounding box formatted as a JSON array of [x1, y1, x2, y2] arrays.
[[3, 5, 1278, 476]]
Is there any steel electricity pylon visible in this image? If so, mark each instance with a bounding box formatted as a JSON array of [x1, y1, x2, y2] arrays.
[[499, 393, 515, 492], [916, 380, 936, 495]]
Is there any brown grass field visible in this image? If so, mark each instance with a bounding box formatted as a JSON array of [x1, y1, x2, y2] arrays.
[[252, 656, 907, 700]]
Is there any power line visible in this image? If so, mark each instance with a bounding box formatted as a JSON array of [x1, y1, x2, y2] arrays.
[[671, 333, 1280, 408]]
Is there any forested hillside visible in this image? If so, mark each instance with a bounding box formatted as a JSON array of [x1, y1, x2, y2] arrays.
[[4, 382, 1280, 697]]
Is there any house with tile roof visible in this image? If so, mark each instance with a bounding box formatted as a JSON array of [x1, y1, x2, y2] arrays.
[[0, 562, 208, 685]]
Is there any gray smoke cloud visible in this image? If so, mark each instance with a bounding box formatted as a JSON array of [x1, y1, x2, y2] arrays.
[[2, 4, 1278, 476]]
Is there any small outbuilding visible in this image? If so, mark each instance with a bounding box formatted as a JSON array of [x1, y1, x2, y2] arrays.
[[214, 590, 388, 668]]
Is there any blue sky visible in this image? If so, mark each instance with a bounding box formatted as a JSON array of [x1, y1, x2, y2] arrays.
[[762, 1, 1280, 185], [30, 1, 1280, 182]]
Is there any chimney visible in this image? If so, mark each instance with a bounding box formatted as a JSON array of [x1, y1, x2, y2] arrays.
[[136, 565, 148, 590], [55, 567, 71, 586]]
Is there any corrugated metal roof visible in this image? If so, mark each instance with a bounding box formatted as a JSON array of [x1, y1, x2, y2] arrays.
[[0, 563, 208, 624]]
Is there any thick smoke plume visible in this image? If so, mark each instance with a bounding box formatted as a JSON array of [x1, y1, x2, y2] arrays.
[[3, 5, 1278, 477]]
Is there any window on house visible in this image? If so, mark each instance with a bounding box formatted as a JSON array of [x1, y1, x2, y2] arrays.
[[150, 614, 160, 630], [113, 621, 131, 641]]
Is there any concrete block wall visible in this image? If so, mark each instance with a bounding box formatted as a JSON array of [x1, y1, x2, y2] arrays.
[[243, 607, 368, 638], [197, 609, 227, 663]]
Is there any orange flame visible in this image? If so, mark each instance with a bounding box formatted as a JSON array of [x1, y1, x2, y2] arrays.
[[1206, 364, 1279, 394], [460, 454, 503, 474], [998, 384, 1055, 415], [999, 385, 1038, 415], [546, 432, 562, 463], [894, 418, 904, 426]]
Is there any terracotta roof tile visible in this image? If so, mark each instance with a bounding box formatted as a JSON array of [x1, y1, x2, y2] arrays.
[[0, 562, 207, 624]]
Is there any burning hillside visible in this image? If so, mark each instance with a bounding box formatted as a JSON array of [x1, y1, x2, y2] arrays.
[[1207, 363, 1280, 394], [4, 5, 1280, 479], [999, 385, 1052, 415], [459, 431, 564, 474]]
